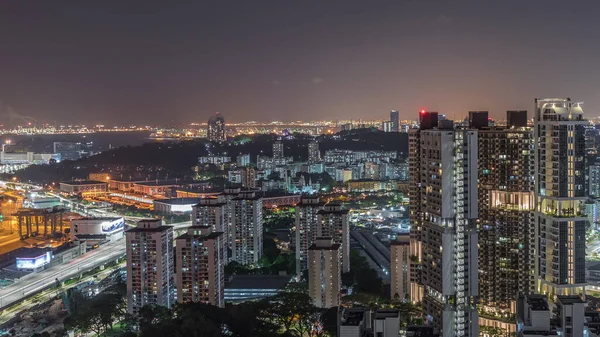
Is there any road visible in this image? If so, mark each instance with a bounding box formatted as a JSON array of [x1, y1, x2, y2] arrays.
[[0, 220, 191, 310], [351, 230, 391, 282], [588, 240, 600, 255], [0, 262, 122, 324]]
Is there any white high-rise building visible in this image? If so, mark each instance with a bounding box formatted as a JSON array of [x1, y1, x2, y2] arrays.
[[308, 141, 321, 163], [317, 203, 350, 273], [295, 196, 325, 279], [236, 153, 251, 167], [176, 225, 225, 307], [589, 164, 600, 198], [382, 121, 394, 133], [273, 140, 284, 159], [192, 196, 228, 261], [308, 237, 341, 308], [126, 219, 174, 314], [222, 187, 241, 257], [231, 191, 263, 265], [390, 234, 410, 301], [534, 98, 587, 297], [409, 112, 479, 337]]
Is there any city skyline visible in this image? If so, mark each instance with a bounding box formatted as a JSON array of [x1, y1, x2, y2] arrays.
[[2, 1, 600, 124]]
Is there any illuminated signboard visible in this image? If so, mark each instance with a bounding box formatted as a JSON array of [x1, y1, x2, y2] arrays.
[[101, 219, 125, 233], [16, 252, 52, 269]]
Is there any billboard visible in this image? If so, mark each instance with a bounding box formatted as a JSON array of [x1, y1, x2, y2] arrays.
[[101, 219, 124, 233], [72, 218, 125, 235], [16, 252, 52, 269]]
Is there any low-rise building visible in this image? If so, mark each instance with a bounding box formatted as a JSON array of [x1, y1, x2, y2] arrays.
[[60, 180, 108, 195], [198, 156, 231, 165], [347, 180, 400, 192], [556, 296, 585, 337], [108, 178, 145, 192], [133, 181, 176, 197], [517, 295, 559, 337], [0, 151, 60, 165], [338, 308, 370, 337], [88, 173, 111, 182], [153, 197, 202, 214], [373, 309, 400, 337], [15, 248, 52, 272], [224, 275, 291, 302]]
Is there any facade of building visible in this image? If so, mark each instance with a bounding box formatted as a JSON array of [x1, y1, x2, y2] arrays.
[[317, 203, 350, 273], [295, 196, 325, 278], [207, 113, 226, 142], [53, 141, 91, 161], [556, 296, 585, 337], [273, 140, 284, 159], [408, 111, 479, 337], [241, 166, 256, 188], [175, 226, 225, 307], [373, 309, 401, 337], [476, 112, 535, 313], [507, 110, 529, 128], [70, 217, 125, 247], [153, 197, 202, 214], [534, 98, 587, 297], [589, 164, 600, 197], [308, 237, 341, 308], [382, 121, 394, 133], [192, 196, 228, 261], [231, 191, 263, 265], [236, 153, 251, 167], [108, 178, 145, 192], [0, 151, 59, 165], [60, 181, 108, 195], [346, 180, 405, 193], [133, 181, 175, 197], [390, 110, 400, 132], [262, 194, 301, 208], [126, 219, 174, 314], [198, 156, 231, 165], [308, 140, 320, 163], [224, 275, 291, 302], [390, 235, 410, 300]]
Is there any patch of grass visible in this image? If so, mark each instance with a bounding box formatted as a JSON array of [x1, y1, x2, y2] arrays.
[[100, 323, 124, 337], [63, 278, 78, 286]]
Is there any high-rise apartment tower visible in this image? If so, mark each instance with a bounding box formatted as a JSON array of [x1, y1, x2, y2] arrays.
[[126, 219, 174, 314], [476, 110, 535, 313], [207, 113, 226, 142], [176, 226, 225, 307], [408, 111, 479, 337], [534, 98, 587, 297]]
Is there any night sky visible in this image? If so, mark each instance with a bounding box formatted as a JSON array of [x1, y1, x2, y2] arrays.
[[1, 0, 600, 125]]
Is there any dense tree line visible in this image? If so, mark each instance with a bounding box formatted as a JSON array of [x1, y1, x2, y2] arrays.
[[125, 288, 332, 337], [63, 281, 127, 336], [342, 249, 385, 296]]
